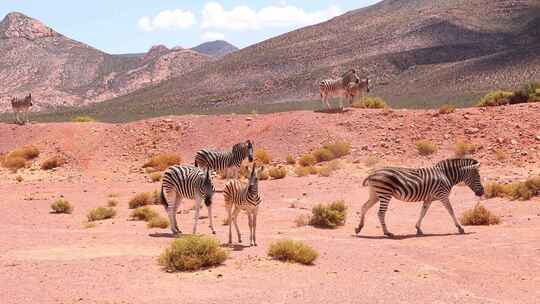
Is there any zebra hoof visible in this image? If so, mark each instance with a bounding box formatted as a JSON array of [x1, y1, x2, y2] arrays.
[[458, 227, 465, 234], [416, 228, 424, 236], [354, 226, 362, 234], [384, 232, 395, 238]]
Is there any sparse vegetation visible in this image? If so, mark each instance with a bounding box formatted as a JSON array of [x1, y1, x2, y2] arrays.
[[143, 153, 181, 171], [50, 198, 73, 214], [460, 204, 501, 226], [41, 156, 65, 170], [454, 140, 479, 158], [87, 207, 116, 221], [9, 145, 40, 160], [312, 147, 335, 163], [310, 200, 347, 228], [476, 91, 514, 107], [294, 166, 310, 177], [159, 236, 228, 272], [323, 140, 351, 159], [415, 140, 438, 156], [107, 199, 118, 207], [352, 96, 388, 109], [255, 149, 272, 165], [131, 206, 159, 221], [438, 104, 456, 114], [1, 145, 40, 172], [286, 155, 296, 165], [2, 156, 26, 172], [267, 239, 318, 265], [128, 191, 159, 209], [318, 160, 341, 177], [147, 216, 169, 229], [149, 171, 162, 182], [484, 176, 540, 200], [494, 149, 508, 161], [268, 166, 287, 179], [298, 154, 316, 167], [71, 116, 96, 122], [294, 214, 311, 227], [258, 169, 269, 180]]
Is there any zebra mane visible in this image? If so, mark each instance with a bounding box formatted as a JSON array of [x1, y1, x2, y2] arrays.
[[435, 158, 479, 169]]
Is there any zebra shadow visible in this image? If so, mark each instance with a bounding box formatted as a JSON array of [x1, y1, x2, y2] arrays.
[[314, 108, 352, 114], [220, 243, 251, 251], [352, 231, 475, 240]]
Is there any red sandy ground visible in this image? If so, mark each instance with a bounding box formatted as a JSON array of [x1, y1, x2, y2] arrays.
[[1, 104, 540, 304]]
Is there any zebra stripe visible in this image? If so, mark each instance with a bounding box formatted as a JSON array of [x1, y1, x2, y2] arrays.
[[356, 158, 484, 237], [223, 163, 262, 246], [194, 140, 253, 177], [161, 164, 215, 235]]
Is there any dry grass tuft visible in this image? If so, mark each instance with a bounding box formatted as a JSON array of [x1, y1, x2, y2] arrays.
[[71, 116, 96, 122], [2, 156, 26, 172], [2, 145, 40, 172], [310, 200, 347, 228], [129, 191, 159, 209], [454, 140, 479, 158], [438, 104, 456, 114], [268, 166, 287, 179], [494, 149, 508, 161], [9, 145, 40, 160], [50, 198, 73, 214], [484, 176, 540, 200], [159, 236, 228, 272], [267, 239, 318, 265], [286, 155, 296, 165], [41, 156, 65, 170], [460, 204, 501, 226], [147, 216, 170, 229], [258, 169, 270, 180], [131, 206, 159, 221], [87, 207, 116, 221], [415, 140, 438, 156], [294, 166, 310, 177], [312, 148, 335, 163], [255, 149, 272, 165], [294, 214, 311, 227], [107, 199, 118, 207], [298, 154, 317, 167], [149, 172, 162, 182], [352, 96, 388, 109], [323, 140, 351, 158], [318, 160, 341, 177], [143, 153, 181, 171]]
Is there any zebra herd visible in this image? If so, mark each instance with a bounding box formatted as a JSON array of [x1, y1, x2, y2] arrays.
[[159, 139, 485, 245], [319, 69, 370, 110]]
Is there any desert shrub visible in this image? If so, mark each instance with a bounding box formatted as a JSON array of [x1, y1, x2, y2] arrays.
[[268, 166, 287, 179], [323, 140, 351, 158], [131, 206, 159, 221], [71, 116, 96, 122], [454, 140, 479, 158], [509, 90, 529, 104], [129, 191, 159, 209], [107, 199, 118, 207], [460, 204, 501, 226], [484, 176, 540, 200], [41, 156, 65, 170], [159, 236, 228, 272], [312, 148, 335, 163], [9, 145, 40, 160], [258, 169, 269, 180], [310, 200, 347, 228], [494, 149, 508, 161], [2, 156, 26, 172], [476, 91, 514, 107], [150, 172, 162, 182], [352, 96, 388, 109], [485, 182, 507, 199], [286, 155, 296, 165], [308, 166, 319, 175], [143, 153, 181, 171], [521, 81, 540, 98], [298, 154, 316, 167], [318, 160, 341, 177], [87, 207, 116, 221], [294, 214, 311, 227], [255, 149, 272, 165], [415, 140, 438, 156], [438, 104, 456, 114], [148, 216, 169, 229], [267, 240, 318, 265], [294, 166, 310, 177], [50, 198, 73, 214]]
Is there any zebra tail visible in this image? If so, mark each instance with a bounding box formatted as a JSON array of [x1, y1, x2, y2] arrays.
[[362, 175, 374, 187], [159, 187, 167, 206]]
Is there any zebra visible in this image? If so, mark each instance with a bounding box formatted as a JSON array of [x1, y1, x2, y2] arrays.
[[223, 163, 262, 246], [356, 158, 485, 238], [194, 140, 254, 178], [319, 69, 369, 110], [11, 93, 33, 125], [160, 164, 215, 235]]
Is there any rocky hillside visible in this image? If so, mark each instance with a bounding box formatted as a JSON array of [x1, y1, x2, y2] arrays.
[[110, 0, 540, 111], [192, 40, 239, 57], [0, 12, 210, 112]]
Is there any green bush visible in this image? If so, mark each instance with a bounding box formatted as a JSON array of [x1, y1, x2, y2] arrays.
[[71, 116, 96, 122], [50, 198, 73, 214], [159, 236, 228, 272], [476, 91, 514, 107], [310, 200, 347, 228], [268, 239, 318, 265]]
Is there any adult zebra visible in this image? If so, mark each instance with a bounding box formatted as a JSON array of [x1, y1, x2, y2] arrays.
[[11, 93, 33, 125], [223, 163, 263, 246], [356, 158, 485, 238], [160, 165, 215, 235], [194, 140, 254, 178], [319, 69, 370, 110]]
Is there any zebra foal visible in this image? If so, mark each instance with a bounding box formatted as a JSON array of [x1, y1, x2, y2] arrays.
[[223, 163, 262, 246], [194, 140, 253, 178], [319, 69, 370, 110], [160, 165, 215, 235], [356, 158, 485, 237], [11, 93, 33, 125]]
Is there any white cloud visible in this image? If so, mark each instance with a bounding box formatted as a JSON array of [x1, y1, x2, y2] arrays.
[[138, 9, 196, 32], [201, 2, 341, 31], [202, 31, 226, 41]]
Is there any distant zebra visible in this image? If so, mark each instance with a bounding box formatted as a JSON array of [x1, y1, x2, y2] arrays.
[[356, 158, 485, 238], [194, 140, 254, 178], [319, 69, 369, 110], [11, 93, 33, 125], [223, 163, 263, 246], [160, 165, 215, 235]]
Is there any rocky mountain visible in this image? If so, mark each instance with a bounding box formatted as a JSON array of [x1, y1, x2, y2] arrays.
[[192, 40, 239, 57], [107, 0, 540, 111], [0, 12, 210, 112]]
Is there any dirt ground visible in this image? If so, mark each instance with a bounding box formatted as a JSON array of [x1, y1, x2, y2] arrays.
[[1, 105, 540, 304]]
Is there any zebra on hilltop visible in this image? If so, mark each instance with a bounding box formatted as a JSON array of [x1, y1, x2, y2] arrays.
[[356, 158, 485, 238], [11, 93, 33, 125], [194, 140, 254, 178], [223, 163, 263, 246], [319, 69, 370, 110], [160, 164, 215, 235]]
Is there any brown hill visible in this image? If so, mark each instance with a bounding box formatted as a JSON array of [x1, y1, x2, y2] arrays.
[[192, 40, 239, 57], [0, 12, 210, 112], [106, 0, 540, 112]]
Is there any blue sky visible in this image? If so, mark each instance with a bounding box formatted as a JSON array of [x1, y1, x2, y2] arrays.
[[1, 1, 380, 54]]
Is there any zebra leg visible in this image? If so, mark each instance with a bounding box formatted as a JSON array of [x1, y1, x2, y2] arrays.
[[441, 198, 465, 234], [377, 196, 394, 237], [232, 208, 242, 243], [192, 194, 202, 234], [207, 202, 216, 234], [252, 209, 258, 246], [25, 110, 29, 124], [338, 96, 344, 110], [164, 191, 180, 234], [322, 94, 331, 110], [227, 206, 233, 244], [415, 201, 432, 235], [247, 212, 254, 246], [355, 193, 378, 234]]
